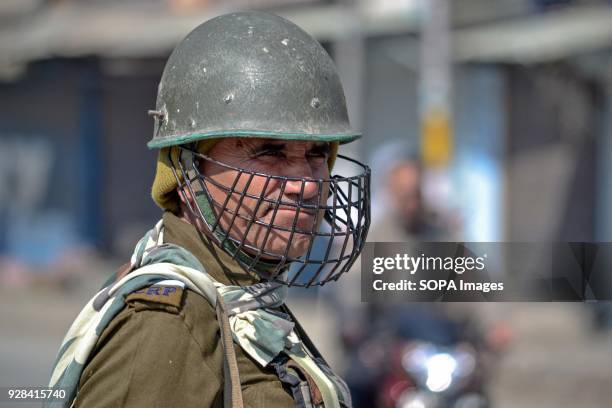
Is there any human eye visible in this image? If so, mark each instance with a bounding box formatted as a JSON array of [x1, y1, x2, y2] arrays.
[[260, 150, 285, 157], [248, 143, 286, 159], [307, 143, 331, 159]]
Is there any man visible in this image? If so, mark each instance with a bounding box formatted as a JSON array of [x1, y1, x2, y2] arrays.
[[46, 11, 370, 408], [337, 142, 455, 406]]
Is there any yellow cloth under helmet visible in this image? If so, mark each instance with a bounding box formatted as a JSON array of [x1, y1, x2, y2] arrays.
[[151, 139, 339, 212]]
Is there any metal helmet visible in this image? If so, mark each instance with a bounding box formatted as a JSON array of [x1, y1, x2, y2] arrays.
[[148, 11, 360, 148], [150, 11, 370, 287]]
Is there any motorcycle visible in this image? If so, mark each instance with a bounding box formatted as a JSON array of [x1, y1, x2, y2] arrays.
[[342, 306, 506, 408], [378, 340, 489, 408]]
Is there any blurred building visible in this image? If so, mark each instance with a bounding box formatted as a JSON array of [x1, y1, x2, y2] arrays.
[[1, 0, 612, 269]]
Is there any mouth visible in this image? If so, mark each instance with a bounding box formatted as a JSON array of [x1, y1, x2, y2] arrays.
[[255, 206, 318, 230], [257, 200, 318, 218], [275, 207, 316, 218]]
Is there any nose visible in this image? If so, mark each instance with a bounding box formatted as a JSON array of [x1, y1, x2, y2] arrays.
[[283, 162, 320, 202], [285, 178, 319, 202]]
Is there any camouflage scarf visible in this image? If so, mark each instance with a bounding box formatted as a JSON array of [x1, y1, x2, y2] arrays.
[[45, 219, 301, 407]]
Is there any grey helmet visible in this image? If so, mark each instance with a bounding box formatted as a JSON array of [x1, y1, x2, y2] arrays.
[[148, 11, 360, 148]]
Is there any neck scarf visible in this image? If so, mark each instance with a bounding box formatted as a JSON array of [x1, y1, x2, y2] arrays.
[[46, 219, 347, 408]]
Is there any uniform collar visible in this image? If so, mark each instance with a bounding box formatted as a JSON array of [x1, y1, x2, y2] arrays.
[[162, 211, 260, 286]]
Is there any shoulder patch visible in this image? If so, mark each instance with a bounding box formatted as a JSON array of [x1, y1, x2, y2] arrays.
[[126, 280, 185, 311]]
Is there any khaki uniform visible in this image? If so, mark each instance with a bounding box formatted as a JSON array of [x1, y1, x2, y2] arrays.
[[74, 212, 296, 408]]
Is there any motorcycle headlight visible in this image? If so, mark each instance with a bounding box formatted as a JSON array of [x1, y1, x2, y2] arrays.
[[425, 353, 457, 392], [397, 390, 443, 408], [401, 343, 476, 393], [401, 343, 436, 388]]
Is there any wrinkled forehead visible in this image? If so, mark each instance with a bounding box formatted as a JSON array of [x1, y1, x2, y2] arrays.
[[220, 137, 330, 150], [196, 136, 333, 178]]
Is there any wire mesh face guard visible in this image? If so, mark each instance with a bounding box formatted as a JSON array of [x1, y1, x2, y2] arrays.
[[169, 145, 371, 287]]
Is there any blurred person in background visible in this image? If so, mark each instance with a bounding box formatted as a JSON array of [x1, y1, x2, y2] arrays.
[[367, 140, 451, 243], [337, 141, 503, 408], [336, 139, 455, 316], [45, 12, 370, 408], [336, 141, 453, 405]]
